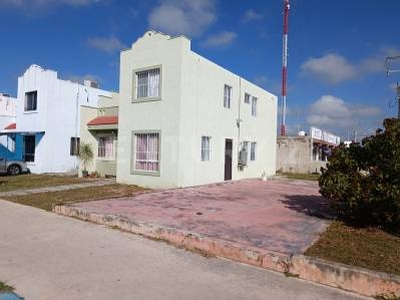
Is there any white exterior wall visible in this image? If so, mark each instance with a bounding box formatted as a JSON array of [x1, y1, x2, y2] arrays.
[[178, 51, 277, 186], [117, 31, 277, 188], [17, 65, 111, 173], [0, 94, 17, 147], [117, 32, 185, 187]]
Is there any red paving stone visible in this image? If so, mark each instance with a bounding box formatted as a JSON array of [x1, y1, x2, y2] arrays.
[[71, 179, 331, 255]]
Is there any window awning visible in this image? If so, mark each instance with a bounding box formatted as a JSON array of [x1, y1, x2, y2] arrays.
[[87, 115, 118, 130], [4, 123, 16, 130]]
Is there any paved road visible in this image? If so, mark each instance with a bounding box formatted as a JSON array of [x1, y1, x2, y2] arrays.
[[0, 201, 369, 300]]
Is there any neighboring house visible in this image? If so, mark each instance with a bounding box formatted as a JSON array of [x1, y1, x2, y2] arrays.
[[0, 93, 17, 157], [117, 31, 277, 188], [276, 127, 341, 174], [80, 92, 119, 177], [2, 65, 111, 173]]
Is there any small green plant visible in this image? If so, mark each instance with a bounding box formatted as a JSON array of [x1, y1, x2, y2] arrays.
[[77, 142, 94, 175], [0, 281, 14, 292], [319, 118, 400, 232]]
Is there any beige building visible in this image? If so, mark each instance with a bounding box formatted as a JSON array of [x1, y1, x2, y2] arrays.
[[116, 31, 278, 188], [80, 91, 119, 177], [276, 127, 340, 174]]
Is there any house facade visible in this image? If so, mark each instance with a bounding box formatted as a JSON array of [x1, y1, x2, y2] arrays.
[[3, 65, 111, 173], [117, 31, 277, 188], [80, 92, 119, 177]]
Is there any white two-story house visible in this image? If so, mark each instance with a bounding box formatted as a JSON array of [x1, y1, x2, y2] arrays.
[[116, 31, 277, 188], [8, 65, 112, 173]]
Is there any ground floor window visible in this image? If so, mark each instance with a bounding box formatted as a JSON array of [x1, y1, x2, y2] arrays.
[[98, 136, 114, 159], [250, 142, 257, 161], [23, 135, 35, 162], [201, 136, 211, 161], [133, 132, 160, 173], [70, 137, 80, 156]]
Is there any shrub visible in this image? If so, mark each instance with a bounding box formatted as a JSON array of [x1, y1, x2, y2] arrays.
[[319, 118, 400, 232]]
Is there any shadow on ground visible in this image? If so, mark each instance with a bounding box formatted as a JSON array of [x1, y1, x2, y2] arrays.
[[279, 194, 336, 220]]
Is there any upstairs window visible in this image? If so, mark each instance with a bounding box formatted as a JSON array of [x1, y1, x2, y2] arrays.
[[223, 85, 232, 108], [136, 68, 161, 99], [244, 93, 250, 104], [25, 91, 37, 111], [251, 97, 258, 116]]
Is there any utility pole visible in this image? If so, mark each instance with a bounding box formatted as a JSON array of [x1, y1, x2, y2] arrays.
[[386, 56, 400, 118]]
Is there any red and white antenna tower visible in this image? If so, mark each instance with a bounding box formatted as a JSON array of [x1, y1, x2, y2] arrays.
[[280, 0, 290, 136]]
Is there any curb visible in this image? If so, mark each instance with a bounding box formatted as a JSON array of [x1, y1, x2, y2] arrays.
[[54, 205, 400, 298]]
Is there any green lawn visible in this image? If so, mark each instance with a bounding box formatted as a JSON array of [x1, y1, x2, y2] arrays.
[[278, 172, 320, 181], [305, 222, 400, 276], [0, 281, 14, 292], [0, 174, 86, 192], [3, 184, 147, 211]]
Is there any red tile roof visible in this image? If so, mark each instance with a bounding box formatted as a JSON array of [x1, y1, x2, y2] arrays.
[[4, 123, 16, 130], [87, 115, 118, 126]]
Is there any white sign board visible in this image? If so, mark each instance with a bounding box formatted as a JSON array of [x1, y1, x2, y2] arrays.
[[310, 127, 340, 145]]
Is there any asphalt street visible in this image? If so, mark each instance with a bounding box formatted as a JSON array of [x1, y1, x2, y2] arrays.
[[0, 200, 369, 300]]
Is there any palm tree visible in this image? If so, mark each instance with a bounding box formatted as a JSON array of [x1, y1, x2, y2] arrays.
[[77, 142, 93, 176]]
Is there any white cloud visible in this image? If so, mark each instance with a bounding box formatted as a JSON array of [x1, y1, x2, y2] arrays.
[[306, 95, 381, 133], [301, 54, 357, 85], [242, 9, 264, 22], [87, 36, 126, 54], [201, 31, 237, 48], [148, 0, 216, 37], [301, 47, 400, 85]]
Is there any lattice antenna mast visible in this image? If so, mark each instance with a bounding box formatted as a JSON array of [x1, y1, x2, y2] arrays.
[[280, 0, 290, 136], [386, 56, 400, 118]]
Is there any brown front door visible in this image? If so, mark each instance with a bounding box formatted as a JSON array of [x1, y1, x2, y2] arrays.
[[224, 139, 232, 181]]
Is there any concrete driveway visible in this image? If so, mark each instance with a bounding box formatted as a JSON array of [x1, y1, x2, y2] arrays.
[[0, 200, 366, 300], [64, 178, 330, 255]]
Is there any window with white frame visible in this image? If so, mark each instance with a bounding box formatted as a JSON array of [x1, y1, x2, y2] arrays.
[[135, 68, 161, 99], [250, 142, 257, 161], [223, 85, 232, 108], [201, 136, 211, 161], [98, 136, 114, 159], [244, 93, 250, 104], [251, 97, 258, 116], [133, 132, 160, 173], [25, 91, 37, 111]]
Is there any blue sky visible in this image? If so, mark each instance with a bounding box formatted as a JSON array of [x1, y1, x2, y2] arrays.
[[0, 0, 399, 140]]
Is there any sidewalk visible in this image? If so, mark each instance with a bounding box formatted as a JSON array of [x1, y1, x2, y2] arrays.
[[0, 179, 115, 197], [54, 178, 400, 297], [0, 200, 367, 300]]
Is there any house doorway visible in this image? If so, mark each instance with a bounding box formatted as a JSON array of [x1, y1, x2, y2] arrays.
[[224, 139, 232, 181], [23, 135, 35, 162]]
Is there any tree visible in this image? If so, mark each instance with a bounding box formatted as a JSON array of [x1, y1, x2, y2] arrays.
[[77, 142, 93, 176], [319, 118, 400, 232]]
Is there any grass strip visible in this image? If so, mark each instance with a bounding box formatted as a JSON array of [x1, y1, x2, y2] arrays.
[[305, 221, 400, 276]]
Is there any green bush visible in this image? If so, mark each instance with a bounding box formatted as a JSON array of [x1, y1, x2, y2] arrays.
[[319, 118, 400, 232]]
